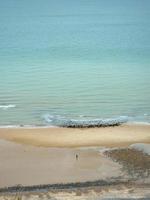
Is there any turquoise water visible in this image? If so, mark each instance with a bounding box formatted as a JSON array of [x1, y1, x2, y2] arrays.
[[0, 0, 150, 126]]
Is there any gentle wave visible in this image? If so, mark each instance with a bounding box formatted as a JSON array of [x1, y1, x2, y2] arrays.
[[43, 114, 129, 128], [0, 104, 16, 110], [0, 125, 56, 129], [0, 117, 149, 128]]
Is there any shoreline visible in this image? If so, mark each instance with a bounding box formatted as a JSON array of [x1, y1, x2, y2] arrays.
[[0, 121, 150, 129]]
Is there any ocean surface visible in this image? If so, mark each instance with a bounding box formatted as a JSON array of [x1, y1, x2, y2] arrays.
[[0, 0, 150, 127]]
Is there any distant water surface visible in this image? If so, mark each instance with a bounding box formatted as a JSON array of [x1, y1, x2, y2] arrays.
[[0, 0, 150, 127]]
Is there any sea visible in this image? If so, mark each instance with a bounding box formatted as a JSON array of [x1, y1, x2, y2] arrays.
[[0, 0, 150, 127]]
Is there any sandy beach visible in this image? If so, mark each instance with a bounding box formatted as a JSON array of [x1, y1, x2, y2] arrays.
[[0, 140, 123, 187], [0, 124, 150, 199], [0, 124, 150, 148]]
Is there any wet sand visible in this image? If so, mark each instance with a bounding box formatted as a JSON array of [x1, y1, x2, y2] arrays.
[[0, 124, 150, 148], [0, 140, 123, 187]]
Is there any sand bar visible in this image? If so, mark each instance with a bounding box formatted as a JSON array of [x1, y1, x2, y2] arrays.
[[0, 124, 150, 148]]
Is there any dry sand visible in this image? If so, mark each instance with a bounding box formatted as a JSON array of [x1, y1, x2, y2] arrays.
[[0, 124, 150, 148]]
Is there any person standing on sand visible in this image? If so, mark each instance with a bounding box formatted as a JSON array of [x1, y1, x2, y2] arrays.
[[76, 154, 78, 160]]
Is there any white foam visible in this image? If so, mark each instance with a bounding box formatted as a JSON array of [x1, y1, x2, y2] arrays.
[[0, 125, 21, 128], [43, 114, 54, 123], [0, 104, 16, 110], [0, 124, 57, 129]]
